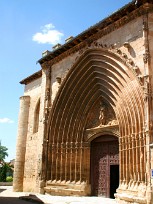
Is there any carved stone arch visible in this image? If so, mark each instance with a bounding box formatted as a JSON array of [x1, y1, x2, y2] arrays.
[[46, 48, 145, 198], [85, 128, 119, 143], [33, 98, 40, 133]]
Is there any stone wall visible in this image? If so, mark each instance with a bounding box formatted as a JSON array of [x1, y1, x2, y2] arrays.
[[22, 77, 42, 192], [51, 16, 144, 104], [44, 14, 147, 199], [14, 5, 153, 203], [148, 12, 153, 192], [51, 52, 79, 102], [13, 96, 30, 192], [24, 15, 145, 192]]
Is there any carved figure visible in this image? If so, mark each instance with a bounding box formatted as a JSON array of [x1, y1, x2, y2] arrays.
[[99, 103, 106, 126]]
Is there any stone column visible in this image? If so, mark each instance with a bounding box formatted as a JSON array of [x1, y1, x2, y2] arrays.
[[36, 63, 51, 194], [13, 95, 30, 192], [143, 12, 153, 204]]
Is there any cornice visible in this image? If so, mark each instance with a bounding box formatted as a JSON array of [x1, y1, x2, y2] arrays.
[[21, 0, 153, 85], [38, 1, 153, 66], [20, 70, 42, 85]]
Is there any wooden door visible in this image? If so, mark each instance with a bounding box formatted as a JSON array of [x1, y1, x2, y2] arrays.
[[91, 136, 119, 197]]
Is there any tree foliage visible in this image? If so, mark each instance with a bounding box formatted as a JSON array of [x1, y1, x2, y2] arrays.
[[0, 141, 8, 162], [0, 141, 11, 182], [0, 163, 7, 182], [0, 163, 13, 182]]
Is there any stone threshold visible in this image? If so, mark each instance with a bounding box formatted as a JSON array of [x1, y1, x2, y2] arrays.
[[115, 193, 146, 204]]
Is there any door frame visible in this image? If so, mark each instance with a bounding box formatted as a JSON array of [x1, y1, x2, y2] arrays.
[[90, 135, 119, 197]]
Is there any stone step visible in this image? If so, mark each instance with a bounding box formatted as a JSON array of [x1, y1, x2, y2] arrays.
[[44, 186, 84, 196]]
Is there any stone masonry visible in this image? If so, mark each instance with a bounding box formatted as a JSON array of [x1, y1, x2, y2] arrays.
[[13, 1, 153, 203]]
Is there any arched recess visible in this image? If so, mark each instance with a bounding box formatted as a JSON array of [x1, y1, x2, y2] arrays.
[[33, 98, 40, 133], [46, 48, 145, 191]]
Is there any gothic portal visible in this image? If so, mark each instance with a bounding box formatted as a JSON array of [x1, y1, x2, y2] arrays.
[[13, 1, 153, 204]]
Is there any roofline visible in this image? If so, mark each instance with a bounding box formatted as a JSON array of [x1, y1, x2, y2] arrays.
[[21, 0, 153, 85], [37, 0, 152, 65], [20, 70, 42, 85]]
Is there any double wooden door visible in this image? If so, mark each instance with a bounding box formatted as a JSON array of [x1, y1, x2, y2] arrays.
[[91, 136, 119, 197]]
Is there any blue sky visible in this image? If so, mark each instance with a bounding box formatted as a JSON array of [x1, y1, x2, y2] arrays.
[[0, 0, 131, 162]]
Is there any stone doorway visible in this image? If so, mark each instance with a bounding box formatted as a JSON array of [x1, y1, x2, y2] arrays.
[[110, 164, 119, 198], [90, 135, 119, 198]]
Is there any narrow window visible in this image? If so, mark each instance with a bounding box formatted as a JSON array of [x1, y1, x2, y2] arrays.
[[33, 99, 40, 133]]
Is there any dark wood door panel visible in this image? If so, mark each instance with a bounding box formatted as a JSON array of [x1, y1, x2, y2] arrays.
[[91, 138, 119, 197]]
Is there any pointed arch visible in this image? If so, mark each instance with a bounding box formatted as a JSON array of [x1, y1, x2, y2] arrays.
[[46, 48, 145, 188]]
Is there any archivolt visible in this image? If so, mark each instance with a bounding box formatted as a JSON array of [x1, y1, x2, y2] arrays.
[[47, 48, 144, 183]]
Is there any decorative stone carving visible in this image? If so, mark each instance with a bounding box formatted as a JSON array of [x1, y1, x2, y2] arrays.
[[37, 3, 152, 68], [143, 51, 150, 64], [56, 76, 61, 84], [99, 102, 106, 126], [84, 99, 119, 142], [15, 2, 153, 202], [85, 99, 118, 130], [108, 120, 119, 126], [85, 126, 119, 142], [143, 14, 150, 65]]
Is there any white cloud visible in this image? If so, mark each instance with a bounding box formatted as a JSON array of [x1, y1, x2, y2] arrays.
[[0, 118, 14, 124], [32, 23, 64, 45]]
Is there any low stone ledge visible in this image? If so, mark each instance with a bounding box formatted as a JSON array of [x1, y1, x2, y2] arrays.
[[45, 182, 91, 196], [0, 182, 13, 186], [45, 186, 85, 196], [115, 193, 146, 204]]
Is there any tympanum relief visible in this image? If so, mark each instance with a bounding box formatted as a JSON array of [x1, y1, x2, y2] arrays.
[[85, 100, 119, 141], [85, 100, 118, 130]]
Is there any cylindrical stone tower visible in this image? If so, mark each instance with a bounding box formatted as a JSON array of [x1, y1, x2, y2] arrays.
[[13, 95, 30, 192]]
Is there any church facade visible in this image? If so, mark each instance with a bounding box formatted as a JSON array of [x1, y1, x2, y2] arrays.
[[13, 1, 153, 203]]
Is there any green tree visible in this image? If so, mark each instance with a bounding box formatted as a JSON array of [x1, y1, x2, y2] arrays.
[[0, 141, 10, 182], [0, 163, 7, 181], [0, 141, 8, 162], [0, 162, 13, 182]]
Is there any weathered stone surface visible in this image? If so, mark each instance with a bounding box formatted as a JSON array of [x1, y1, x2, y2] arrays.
[[13, 1, 153, 204]]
